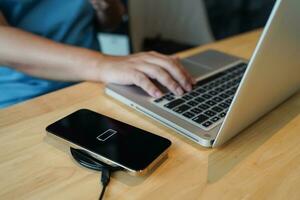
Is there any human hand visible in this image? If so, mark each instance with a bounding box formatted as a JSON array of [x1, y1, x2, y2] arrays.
[[97, 51, 195, 98]]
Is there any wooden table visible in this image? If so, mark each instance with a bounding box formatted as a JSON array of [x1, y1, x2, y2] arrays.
[[1, 30, 300, 200]]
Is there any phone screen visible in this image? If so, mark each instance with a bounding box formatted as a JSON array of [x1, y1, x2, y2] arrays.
[[46, 109, 171, 172]]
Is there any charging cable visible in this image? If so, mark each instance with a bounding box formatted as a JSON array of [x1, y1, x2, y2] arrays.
[[70, 147, 123, 200]]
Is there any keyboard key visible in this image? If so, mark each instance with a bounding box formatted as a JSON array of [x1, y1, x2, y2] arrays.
[[202, 94, 212, 99], [227, 81, 235, 86], [223, 76, 231, 81], [192, 114, 209, 124], [194, 97, 205, 103], [173, 104, 191, 113], [187, 100, 198, 107], [191, 108, 202, 114], [196, 88, 206, 93], [219, 102, 230, 109], [220, 85, 228, 90], [219, 93, 229, 99], [215, 87, 224, 92], [232, 86, 239, 91], [198, 104, 210, 110], [212, 97, 223, 102], [206, 83, 215, 89], [227, 74, 235, 79], [166, 96, 175, 101], [208, 90, 218, 96], [234, 79, 240, 84], [222, 84, 232, 90], [183, 111, 196, 119], [206, 100, 216, 106], [195, 71, 226, 87], [212, 106, 223, 112], [225, 98, 233, 104], [219, 112, 226, 118], [225, 90, 235, 95], [220, 77, 227, 81], [202, 121, 213, 127], [203, 85, 210, 89], [215, 79, 223, 85], [164, 99, 185, 109], [182, 95, 193, 100], [211, 116, 220, 122], [204, 110, 216, 117], [189, 91, 200, 97], [154, 97, 164, 103], [210, 83, 217, 88]]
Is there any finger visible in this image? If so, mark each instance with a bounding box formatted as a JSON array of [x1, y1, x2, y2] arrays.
[[145, 52, 193, 91], [131, 70, 163, 98], [136, 62, 184, 96], [171, 55, 196, 84]]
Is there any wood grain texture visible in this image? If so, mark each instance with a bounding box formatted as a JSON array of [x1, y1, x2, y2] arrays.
[[1, 30, 300, 200]]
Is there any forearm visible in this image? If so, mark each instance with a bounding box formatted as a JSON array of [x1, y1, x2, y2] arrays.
[[0, 26, 104, 81], [0, 14, 194, 98]]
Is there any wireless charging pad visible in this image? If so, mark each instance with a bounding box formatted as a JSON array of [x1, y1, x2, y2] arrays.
[[70, 147, 123, 200], [70, 147, 122, 172]]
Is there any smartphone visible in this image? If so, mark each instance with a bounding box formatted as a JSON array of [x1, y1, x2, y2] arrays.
[[46, 109, 171, 175]]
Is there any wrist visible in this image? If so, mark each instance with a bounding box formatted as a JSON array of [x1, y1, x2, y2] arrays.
[[80, 50, 113, 83]]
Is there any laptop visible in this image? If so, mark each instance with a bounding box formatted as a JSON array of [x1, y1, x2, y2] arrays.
[[105, 0, 300, 148]]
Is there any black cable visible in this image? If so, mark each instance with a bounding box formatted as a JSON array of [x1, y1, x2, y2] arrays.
[[99, 184, 107, 200], [70, 147, 122, 200], [99, 167, 110, 200]]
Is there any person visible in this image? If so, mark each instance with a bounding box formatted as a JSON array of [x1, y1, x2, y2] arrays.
[[0, 0, 194, 108]]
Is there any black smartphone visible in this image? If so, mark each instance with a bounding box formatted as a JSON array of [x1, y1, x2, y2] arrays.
[[46, 109, 171, 175]]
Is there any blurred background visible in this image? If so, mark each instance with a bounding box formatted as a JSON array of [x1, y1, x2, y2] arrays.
[[99, 0, 276, 56]]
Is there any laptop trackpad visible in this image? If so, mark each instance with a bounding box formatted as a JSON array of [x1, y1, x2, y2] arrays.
[[181, 50, 241, 78], [180, 59, 210, 78]]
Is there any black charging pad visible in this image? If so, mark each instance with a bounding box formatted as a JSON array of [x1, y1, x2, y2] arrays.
[[70, 148, 123, 199], [70, 147, 122, 172]]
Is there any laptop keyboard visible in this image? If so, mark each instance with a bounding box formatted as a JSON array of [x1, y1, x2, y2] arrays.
[[152, 63, 247, 131]]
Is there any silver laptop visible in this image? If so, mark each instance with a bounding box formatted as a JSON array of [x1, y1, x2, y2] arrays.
[[105, 0, 300, 147]]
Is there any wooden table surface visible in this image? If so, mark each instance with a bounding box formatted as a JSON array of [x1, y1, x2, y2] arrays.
[[1, 30, 300, 200]]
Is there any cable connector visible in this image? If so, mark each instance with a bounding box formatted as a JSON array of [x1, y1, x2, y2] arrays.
[[70, 148, 122, 200], [101, 167, 111, 186]]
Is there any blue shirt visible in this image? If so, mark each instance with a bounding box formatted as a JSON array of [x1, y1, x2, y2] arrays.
[[0, 0, 100, 108]]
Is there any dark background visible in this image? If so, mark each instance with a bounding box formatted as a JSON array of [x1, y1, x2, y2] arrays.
[[204, 0, 276, 40], [110, 0, 276, 54]]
